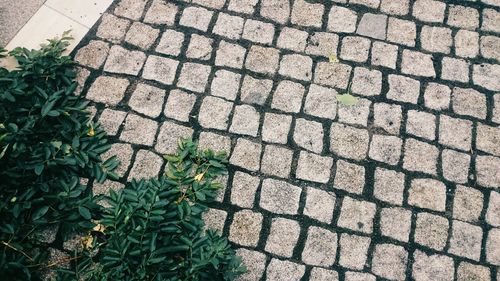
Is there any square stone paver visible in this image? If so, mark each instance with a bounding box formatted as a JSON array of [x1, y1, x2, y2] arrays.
[[142, 55, 179, 85], [304, 187, 336, 223], [334, 160, 365, 194], [449, 220, 483, 261], [380, 207, 412, 242], [262, 113, 292, 144], [371, 244, 408, 281], [230, 138, 261, 172], [198, 96, 233, 130], [260, 145, 293, 178], [119, 114, 158, 146], [104, 46, 146, 75], [337, 197, 376, 234], [229, 105, 260, 137], [265, 218, 300, 257], [87, 76, 129, 105], [296, 151, 333, 183], [302, 226, 337, 267], [414, 212, 449, 251], [408, 178, 447, 212], [374, 168, 405, 205], [128, 83, 165, 118], [229, 209, 262, 247], [330, 123, 369, 161], [339, 233, 370, 270], [260, 178, 301, 215]]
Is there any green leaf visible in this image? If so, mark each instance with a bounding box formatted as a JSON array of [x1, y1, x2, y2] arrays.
[[34, 164, 44, 175], [337, 93, 359, 106], [32, 206, 49, 220], [78, 206, 91, 220]]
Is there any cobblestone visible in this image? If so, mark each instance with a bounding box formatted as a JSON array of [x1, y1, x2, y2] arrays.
[[338, 197, 376, 234], [303, 84, 337, 120], [97, 14, 130, 43], [302, 226, 337, 266], [260, 179, 302, 215], [371, 244, 408, 281], [156, 29, 184, 56], [449, 220, 483, 261], [374, 168, 405, 205], [125, 22, 159, 50], [75, 40, 109, 69], [229, 210, 262, 247], [229, 138, 261, 172], [293, 118, 324, 153], [387, 17, 416, 47], [260, 145, 293, 178], [412, 251, 454, 281], [330, 123, 369, 161], [380, 207, 412, 242], [271, 80, 305, 113], [262, 113, 292, 144], [339, 233, 370, 270], [142, 55, 179, 85], [230, 172, 259, 208], [104, 46, 146, 75], [164, 89, 196, 122], [128, 150, 163, 180], [414, 212, 449, 251], [128, 83, 165, 118], [144, 0, 177, 25], [87, 76, 129, 105], [334, 160, 365, 194], [265, 218, 300, 257], [340, 36, 371, 63], [296, 151, 333, 183], [304, 187, 336, 223], [229, 104, 260, 137]]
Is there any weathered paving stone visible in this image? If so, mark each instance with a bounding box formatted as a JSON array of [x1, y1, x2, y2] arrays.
[[179, 6, 213, 31], [212, 13, 244, 40], [227, 0, 258, 14], [339, 233, 371, 270], [230, 172, 259, 208], [314, 62, 352, 89], [120, 114, 158, 146], [156, 29, 184, 56], [235, 249, 266, 281], [351, 67, 382, 96], [192, 0, 225, 9], [333, 102, 369, 127], [340, 36, 371, 63], [74, 67, 90, 95], [412, 0, 446, 23], [242, 19, 275, 45], [386, 74, 420, 104], [406, 110, 436, 141], [328, 5, 358, 33], [387, 17, 416, 47], [202, 208, 227, 233], [401, 50, 435, 78], [334, 160, 365, 194], [303, 84, 337, 119], [438, 115, 472, 151], [260, 179, 301, 215], [473, 63, 500, 91], [128, 83, 165, 118], [482, 8, 500, 33], [296, 151, 333, 183], [164, 89, 196, 122], [408, 178, 446, 212], [262, 113, 292, 144], [259, 0, 290, 24], [304, 187, 336, 223], [338, 197, 376, 234], [215, 40, 246, 69], [245, 45, 280, 75], [114, 0, 147, 20], [260, 145, 293, 178], [380, 0, 409, 15], [99, 109, 127, 136], [142, 55, 179, 85], [441, 149, 471, 184], [414, 212, 449, 251], [277, 27, 308, 52], [412, 250, 454, 281], [265, 218, 300, 257], [186, 34, 213, 60], [380, 207, 412, 242], [128, 150, 163, 180], [476, 155, 500, 188], [155, 122, 193, 154], [403, 138, 438, 175], [486, 228, 500, 265], [229, 138, 261, 172], [144, 0, 177, 25], [371, 244, 408, 281], [210, 70, 241, 100], [177, 62, 211, 93], [309, 268, 339, 281], [302, 226, 337, 267], [372, 103, 402, 135], [452, 87, 487, 119], [453, 185, 483, 223], [448, 5, 479, 30], [125, 22, 159, 50], [351, 0, 380, 8], [271, 80, 305, 113], [305, 32, 339, 58], [229, 104, 260, 137], [198, 96, 233, 130], [371, 41, 398, 69], [229, 209, 262, 247], [97, 13, 130, 43], [480, 35, 500, 61], [476, 124, 500, 157], [420, 26, 452, 54], [86, 76, 129, 105], [293, 118, 324, 154], [441, 57, 469, 83], [279, 54, 313, 81], [266, 258, 305, 281], [345, 272, 376, 281], [75, 40, 109, 69], [330, 123, 369, 160], [486, 190, 500, 227], [424, 82, 451, 110], [368, 134, 403, 165], [457, 262, 492, 281], [449, 220, 483, 261], [104, 46, 146, 75], [240, 75, 273, 105], [101, 143, 133, 177], [455, 30, 479, 58], [494, 94, 500, 124], [290, 0, 324, 28], [357, 13, 387, 40], [374, 168, 405, 205]]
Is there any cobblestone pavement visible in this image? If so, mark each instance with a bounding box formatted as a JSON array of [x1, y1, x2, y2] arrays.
[[73, 0, 500, 280]]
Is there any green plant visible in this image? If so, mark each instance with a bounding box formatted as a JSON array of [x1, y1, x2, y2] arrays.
[[0, 35, 117, 279], [58, 140, 246, 281]]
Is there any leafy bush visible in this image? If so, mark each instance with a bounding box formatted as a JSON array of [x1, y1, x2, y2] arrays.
[[58, 140, 245, 281], [0, 36, 117, 279]]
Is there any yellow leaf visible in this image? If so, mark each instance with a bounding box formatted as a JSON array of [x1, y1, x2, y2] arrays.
[[82, 235, 94, 250], [329, 55, 339, 63], [194, 173, 204, 182], [92, 223, 106, 233], [87, 125, 95, 137]]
